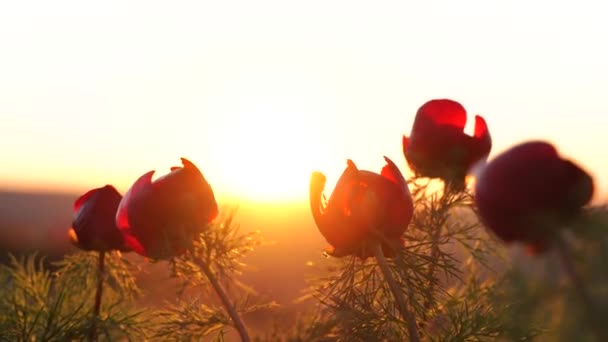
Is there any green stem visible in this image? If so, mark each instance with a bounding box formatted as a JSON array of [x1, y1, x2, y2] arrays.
[[199, 261, 251, 342], [555, 235, 607, 341], [373, 243, 421, 342], [89, 251, 105, 342]]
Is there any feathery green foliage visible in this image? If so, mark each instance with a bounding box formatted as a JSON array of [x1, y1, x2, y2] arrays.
[[0, 251, 148, 341], [1, 195, 608, 341], [289, 178, 540, 341], [152, 209, 276, 341]]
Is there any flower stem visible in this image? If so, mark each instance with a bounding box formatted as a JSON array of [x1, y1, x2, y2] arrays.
[[424, 226, 441, 311], [89, 251, 105, 342], [555, 235, 607, 341], [423, 185, 453, 315], [199, 261, 251, 342], [373, 243, 420, 342]]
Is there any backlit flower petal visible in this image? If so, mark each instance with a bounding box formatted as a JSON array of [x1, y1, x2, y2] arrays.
[[116, 171, 155, 230], [473, 115, 489, 139], [404, 99, 492, 186], [417, 99, 467, 128], [310, 157, 414, 259], [74, 188, 97, 212], [116, 158, 217, 259], [309, 171, 328, 228]]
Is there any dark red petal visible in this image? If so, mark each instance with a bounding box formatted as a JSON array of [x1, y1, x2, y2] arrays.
[[74, 185, 119, 212], [164, 157, 195, 173], [327, 160, 359, 213], [380, 157, 414, 236], [116, 171, 155, 230], [474, 115, 489, 139], [121, 230, 146, 255], [73, 188, 98, 211], [418, 99, 467, 128], [510, 141, 559, 160], [71, 185, 126, 252], [315, 161, 367, 252], [179, 157, 205, 179], [380, 156, 407, 188], [345, 172, 382, 225], [180, 157, 198, 170], [562, 160, 594, 210], [351, 169, 411, 240], [113, 158, 218, 258], [312, 158, 416, 259], [159, 158, 218, 226]]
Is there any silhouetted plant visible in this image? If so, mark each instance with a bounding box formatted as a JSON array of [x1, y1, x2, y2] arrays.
[[0, 210, 275, 342], [482, 206, 608, 342], [0, 251, 148, 341], [152, 209, 276, 341], [296, 176, 541, 341], [68, 184, 132, 341], [474, 140, 607, 341], [116, 158, 259, 341]]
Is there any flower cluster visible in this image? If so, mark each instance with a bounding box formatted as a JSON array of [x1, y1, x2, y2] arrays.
[[309, 98, 594, 257], [69, 158, 218, 259], [69, 98, 594, 260], [62, 98, 597, 341]]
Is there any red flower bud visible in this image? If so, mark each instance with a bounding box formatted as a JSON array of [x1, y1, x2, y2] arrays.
[[403, 99, 491, 188], [116, 158, 218, 259], [310, 157, 414, 259], [69, 185, 130, 252], [474, 141, 594, 252]]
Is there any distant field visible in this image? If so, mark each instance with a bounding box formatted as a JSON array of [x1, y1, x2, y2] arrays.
[[0, 190, 327, 304]]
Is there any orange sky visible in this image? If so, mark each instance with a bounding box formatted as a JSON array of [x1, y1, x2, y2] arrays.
[[1, 1, 607, 204]]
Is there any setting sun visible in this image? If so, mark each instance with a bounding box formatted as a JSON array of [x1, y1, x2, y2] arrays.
[[189, 71, 351, 203], [0, 0, 607, 202], [200, 108, 329, 203], [207, 112, 317, 202]]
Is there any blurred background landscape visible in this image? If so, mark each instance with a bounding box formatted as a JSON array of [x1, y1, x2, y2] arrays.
[[0, 188, 604, 327], [0, 190, 328, 319]]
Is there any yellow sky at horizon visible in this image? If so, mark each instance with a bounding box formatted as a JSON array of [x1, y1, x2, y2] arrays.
[[1, 1, 607, 204]]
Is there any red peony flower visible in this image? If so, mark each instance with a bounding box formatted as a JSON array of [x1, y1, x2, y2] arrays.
[[474, 141, 594, 253], [116, 158, 218, 259], [403, 99, 492, 188], [69, 185, 130, 252], [310, 157, 414, 258]]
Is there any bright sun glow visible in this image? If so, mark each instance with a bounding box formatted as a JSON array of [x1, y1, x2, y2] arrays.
[[1, 1, 607, 201], [208, 110, 318, 202], [192, 72, 344, 203]]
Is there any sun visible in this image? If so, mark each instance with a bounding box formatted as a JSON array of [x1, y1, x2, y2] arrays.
[[188, 71, 349, 204], [202, 108, 335, 204], [215, 128, 316, 203]]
